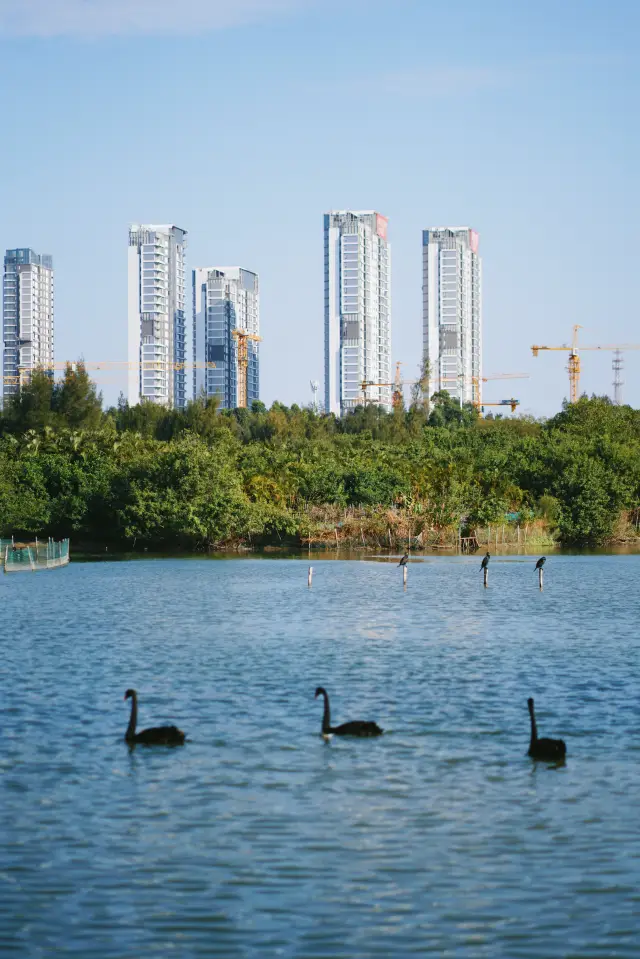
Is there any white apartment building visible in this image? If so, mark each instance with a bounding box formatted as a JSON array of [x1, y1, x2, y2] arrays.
[[192, 266, 260, 409], [324, 211, 392, 415], [127, 224, 188, 408], [2, 248, 54, 406], [422, 227, 482, 405]]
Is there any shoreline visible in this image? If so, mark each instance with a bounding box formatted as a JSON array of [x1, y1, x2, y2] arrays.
[[70, 542, 640, 562]]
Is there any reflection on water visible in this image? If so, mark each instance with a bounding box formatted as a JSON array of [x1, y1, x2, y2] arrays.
[[1, 555, 640, 957]]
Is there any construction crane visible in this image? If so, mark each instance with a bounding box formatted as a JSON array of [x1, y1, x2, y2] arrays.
[[471, 373, 529, 414], [361, 361, 415, 409], [531, 325, 640, 403], [231, 329, 263, 409], [360, 378, 394, 406], [478, 398, 520, 414]]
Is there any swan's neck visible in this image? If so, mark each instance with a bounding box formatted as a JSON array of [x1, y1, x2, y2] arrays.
[[126, 695, 137, 740], [321, 692, 331, 733], [528, 703, 538, 747]]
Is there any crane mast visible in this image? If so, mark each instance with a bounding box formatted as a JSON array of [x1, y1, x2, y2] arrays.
[[532, 324, 640, 403]]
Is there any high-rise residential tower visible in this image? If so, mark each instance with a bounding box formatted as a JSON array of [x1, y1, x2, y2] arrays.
[[422, 227, 482, 405], [192, 266, 259, 409], [324, 211, 391, 415], [127, 224, 188, 408], [2, 248, 54, 407]]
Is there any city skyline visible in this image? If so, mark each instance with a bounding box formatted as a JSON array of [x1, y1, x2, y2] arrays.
[[0, 2, 638, 414], [4, 214, 488, 416]]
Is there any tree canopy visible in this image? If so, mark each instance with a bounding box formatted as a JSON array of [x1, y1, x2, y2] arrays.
[[1, 372, 639, 550]]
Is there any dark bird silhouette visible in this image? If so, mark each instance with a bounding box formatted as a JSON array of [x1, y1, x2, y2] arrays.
[[397, 553, 409, 567], [527, 697, 566, 761], [480, 552, 490, 570], [535, 556, 546, 571], [124, 689, 185, 746], [315, 687, 383, 737]]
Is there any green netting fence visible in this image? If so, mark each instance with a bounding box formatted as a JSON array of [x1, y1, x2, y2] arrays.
[[1, 538, 70, 573]]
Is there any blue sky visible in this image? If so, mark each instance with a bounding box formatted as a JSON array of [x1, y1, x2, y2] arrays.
[[0, 0, 638, 415]]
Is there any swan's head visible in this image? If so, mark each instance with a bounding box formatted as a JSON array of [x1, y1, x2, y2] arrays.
[[315, 687, 326, 699], [124, 688, 136, 701]]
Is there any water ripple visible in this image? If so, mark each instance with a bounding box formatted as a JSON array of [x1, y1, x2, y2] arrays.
[[1, 555, 639, 957]]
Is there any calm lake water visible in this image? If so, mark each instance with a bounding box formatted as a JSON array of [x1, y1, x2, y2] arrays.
[[1, 555, 639, 958]]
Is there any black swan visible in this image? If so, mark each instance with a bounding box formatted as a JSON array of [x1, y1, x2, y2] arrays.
[[124, 689, 185, 745], [315, 687, 383, 737], [480, 552, 490, 570], [535, 556, 546, 571], [527, 697, 566, 761], [397, 553, 409, 567]]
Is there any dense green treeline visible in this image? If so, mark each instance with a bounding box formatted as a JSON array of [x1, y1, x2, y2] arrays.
[[1, 364, 640, 550]]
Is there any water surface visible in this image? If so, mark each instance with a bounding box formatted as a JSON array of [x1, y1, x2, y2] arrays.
[[1, 555, 639, 957]]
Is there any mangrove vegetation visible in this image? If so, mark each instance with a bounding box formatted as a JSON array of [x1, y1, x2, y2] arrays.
[[1, 364, 640, 551]]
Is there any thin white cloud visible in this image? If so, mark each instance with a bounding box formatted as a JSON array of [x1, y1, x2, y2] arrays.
[[0, 0, 315, 37]]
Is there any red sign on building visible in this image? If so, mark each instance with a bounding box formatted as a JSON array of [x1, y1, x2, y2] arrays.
[[376, 214, 388, 240]]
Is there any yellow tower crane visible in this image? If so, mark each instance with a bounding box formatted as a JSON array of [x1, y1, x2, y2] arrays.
[[361, 361, 415, 409], [531, 324, 640, 403], [477, 398, 521, 414], [471, 373, 529, 415], [231, 329, 263, 409]]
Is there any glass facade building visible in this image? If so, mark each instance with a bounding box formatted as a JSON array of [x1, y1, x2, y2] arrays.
[[422, 227, 482, 405], [324, 211, 391, 415], [127, 224, 188, 408], [192, 266, 259, 409], [2, 248, 54, 407]]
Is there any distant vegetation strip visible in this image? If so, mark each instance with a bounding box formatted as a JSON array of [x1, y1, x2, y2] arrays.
[[1, 364, 640, 551]]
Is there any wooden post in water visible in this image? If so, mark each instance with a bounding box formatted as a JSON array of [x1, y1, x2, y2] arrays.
[[483, 566, 489, 588], [538, 567, 543, 591], [308, 566, 314, 587], [403, 565, 408, 587]]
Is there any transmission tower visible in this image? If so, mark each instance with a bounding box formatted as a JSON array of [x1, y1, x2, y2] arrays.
[[612, 350, 624, 405]]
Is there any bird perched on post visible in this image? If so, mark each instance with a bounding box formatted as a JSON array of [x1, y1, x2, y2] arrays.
[[397, 553, 409, 567], [535, 556, 546, 571], [480, 552, 490, 571]]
